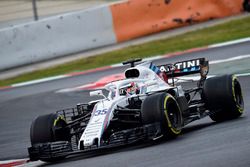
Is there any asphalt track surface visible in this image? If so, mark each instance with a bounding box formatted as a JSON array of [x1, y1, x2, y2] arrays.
[[0, 41, 250, 166]]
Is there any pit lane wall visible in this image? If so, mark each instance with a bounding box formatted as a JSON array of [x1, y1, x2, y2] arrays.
[[0, 0, 244, 71]]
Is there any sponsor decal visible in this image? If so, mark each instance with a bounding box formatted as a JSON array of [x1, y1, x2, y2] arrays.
[[159, 59, 201, 73], [175, 59, 200, 69]]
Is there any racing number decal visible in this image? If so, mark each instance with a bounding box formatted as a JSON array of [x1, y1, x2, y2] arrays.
[[94, 109, 108, 116]]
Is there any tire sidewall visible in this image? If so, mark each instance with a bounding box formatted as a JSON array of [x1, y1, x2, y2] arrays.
[[30, 113, 69, 145], [203, 75, 244, 121], [161, 94, 182, 136]]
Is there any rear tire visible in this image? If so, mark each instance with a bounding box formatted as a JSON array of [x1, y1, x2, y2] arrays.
[[203, 74, 244, 122], [141, 93, 183, 138]]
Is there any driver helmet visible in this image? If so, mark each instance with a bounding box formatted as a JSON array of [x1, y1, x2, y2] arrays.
[[127, 82, 139, 95]]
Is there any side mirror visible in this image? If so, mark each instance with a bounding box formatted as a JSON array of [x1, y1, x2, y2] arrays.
[[90, 90, 106, 98]]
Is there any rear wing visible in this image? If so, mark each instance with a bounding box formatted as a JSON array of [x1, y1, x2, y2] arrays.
[[157, 58, 209, 78]]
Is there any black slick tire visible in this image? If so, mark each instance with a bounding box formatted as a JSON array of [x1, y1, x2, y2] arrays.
[[30, 113, 69, 144], [141, 93, 183, 138], [30, 113, 70, 161], [203, 74, 244, 122]]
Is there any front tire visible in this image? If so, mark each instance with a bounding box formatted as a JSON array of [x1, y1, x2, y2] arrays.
[[203, 74, 244, 122], [141, 93, 183, 138], [30, 113, 70, 161]]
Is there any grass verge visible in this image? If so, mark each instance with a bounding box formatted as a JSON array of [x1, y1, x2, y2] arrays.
[[1, 15, 250, 87]]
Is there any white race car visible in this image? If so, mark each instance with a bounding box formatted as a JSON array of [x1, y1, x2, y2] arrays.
[[28, 58, 244, 161]]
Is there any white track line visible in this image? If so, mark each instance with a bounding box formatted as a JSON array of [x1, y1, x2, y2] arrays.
[[12, 75, 66, 87], [236, 73, 250, 77], [209, 37, 250, 48], [0, 158, 27, 164], [142, 56, 163, 62], [0, 158, 28, 166], [210, 54, 250, 64], [17, 160, 45, 167]]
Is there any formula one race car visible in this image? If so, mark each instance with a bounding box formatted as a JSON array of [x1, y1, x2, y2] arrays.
[[28, 58, 244, 162]]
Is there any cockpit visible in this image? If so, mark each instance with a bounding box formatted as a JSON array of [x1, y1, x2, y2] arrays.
[[103, 61, 172, 100]]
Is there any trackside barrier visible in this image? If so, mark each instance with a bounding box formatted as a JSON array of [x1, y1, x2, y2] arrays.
[[0, 0, 245, 70], [0, 6, 116, 71], [111, 0, 244, 42]]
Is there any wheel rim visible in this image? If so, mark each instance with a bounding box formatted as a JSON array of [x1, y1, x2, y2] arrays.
[[164, 96, 182, 134], [168, 103, 180, 129], [233, 79, 244, 112]]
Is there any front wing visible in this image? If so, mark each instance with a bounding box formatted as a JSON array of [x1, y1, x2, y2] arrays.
[[28, 123, 161, 161]]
